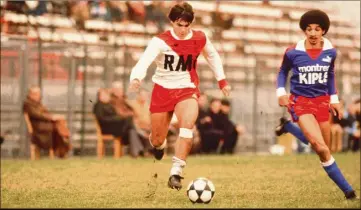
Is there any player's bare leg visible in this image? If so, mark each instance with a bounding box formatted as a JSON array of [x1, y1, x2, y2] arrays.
[[298, 114, 356, 199], [297, 114, 330, 161], [168, 97, 198, 190], [150, 111, 173, 160]]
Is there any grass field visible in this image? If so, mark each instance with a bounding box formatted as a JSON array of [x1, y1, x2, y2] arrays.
[[1, 152, 360, 208]]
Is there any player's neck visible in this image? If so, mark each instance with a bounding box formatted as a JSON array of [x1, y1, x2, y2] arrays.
[[170, 29, 193, 40], [305, 39, 324, 50]]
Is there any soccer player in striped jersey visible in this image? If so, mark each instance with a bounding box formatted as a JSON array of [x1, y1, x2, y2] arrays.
[[128, 2, 231, 190], [276, 9, 357, 200]]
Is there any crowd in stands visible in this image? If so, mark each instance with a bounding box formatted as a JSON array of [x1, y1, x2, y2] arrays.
[[1, 1, 171, 33], [0, 0, 234, 35]]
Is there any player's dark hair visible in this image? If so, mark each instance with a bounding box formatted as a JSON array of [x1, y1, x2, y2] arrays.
[[168, 2, 194, 23], [221, 99, 231, 106], [299, 9, 330, 35]]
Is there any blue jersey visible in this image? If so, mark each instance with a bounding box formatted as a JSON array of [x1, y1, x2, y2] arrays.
[[276, 38, 337, 98]]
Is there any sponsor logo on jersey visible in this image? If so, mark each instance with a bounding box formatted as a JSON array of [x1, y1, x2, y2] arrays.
[[322, 55, 332, 63], [164, 54, 199, 71], [298, 64, 330, 84]]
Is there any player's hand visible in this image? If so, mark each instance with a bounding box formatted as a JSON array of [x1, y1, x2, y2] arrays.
[[128, 79, 141, 93], [221, 85, 231, 97], [278, 95, 294, 108], [330, 103, 343, 120]]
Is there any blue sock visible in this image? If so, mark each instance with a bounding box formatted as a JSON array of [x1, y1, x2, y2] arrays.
[[322, 157, 353, 194], [284, 121, 309, 145]]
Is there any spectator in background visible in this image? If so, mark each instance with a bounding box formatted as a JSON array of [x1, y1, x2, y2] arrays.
[[106, 1, 127, 22], [195, 93, 211, 152], [350, 99, 360, 152], [89, 0, 109, 21], [25, 1, 47, 16], [126, 1, 145, 24], [144, 1, 168, 32], [211, 0, 234, 39], [110, 83, 148, 158], [353, 100, 360, 151], [342, 99, 360, 152], [329, 99, 345, 153], [199, 98, 224, 154], [219, 99, 245, 154], [196, 93, 209, 129], [127, 89, 152, 156], [49, 0, 70, 16], [23, 86, 71, 158], [93, 88, 128, 139], [69, 0, 90, 30], [5, 1, 26, 14]]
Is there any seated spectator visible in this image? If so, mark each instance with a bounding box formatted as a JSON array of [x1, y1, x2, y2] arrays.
[[194, 93, 210, 154], [198, 98, 224, 154], [127, 89, 150, 137], [351, 99, 360, 152], [93, 88, 129, 139], [126, 89, 152, 156], [23, 86, 71, 158], [329, 99, 345, 153], [110, 84, 149, 158], [219, 99, 245, 154], [342, 99, 360, 152]]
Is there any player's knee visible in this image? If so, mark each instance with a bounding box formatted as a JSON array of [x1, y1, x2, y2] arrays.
[[179, 128, 193, 139], [151, 131, 166, 146], [313, 142, 330, 156], [179, 120, 195, 129]]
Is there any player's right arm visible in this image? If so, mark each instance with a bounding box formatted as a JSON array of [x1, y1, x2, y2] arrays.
[[276, 48, 293, 108], [128, 37, 162, 92]]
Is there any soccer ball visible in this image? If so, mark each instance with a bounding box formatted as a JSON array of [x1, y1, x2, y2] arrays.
[[186, 177, 215, 204]]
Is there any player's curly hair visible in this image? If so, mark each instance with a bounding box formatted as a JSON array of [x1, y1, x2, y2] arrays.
[[299, 9, 330, 35], [168, 2, 194, 23]]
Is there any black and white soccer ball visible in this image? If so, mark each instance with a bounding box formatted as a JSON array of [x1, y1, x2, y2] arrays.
[[186, 177, 215, 204]]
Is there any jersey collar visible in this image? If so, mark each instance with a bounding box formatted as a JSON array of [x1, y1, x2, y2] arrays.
[[295, 37, 333, 52], [170, 28, 193, 40]]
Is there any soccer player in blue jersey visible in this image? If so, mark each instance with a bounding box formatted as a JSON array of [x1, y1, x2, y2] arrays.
[[276, 9, 357, 200]]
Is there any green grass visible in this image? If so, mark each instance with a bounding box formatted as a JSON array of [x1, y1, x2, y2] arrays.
[[1, 152, 360, 208]]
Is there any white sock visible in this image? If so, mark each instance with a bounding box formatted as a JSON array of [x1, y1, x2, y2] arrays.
[[170, 156, 186, 176]]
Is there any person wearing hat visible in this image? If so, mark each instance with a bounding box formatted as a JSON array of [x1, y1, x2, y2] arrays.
[[276, 9, 357, 200]]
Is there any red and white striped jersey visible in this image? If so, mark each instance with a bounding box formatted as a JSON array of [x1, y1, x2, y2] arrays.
[[129, 29, 226, 89]]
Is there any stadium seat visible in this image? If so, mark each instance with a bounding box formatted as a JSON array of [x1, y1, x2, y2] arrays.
[[92, 114, 122, 159], [24, 112, 55, 160]]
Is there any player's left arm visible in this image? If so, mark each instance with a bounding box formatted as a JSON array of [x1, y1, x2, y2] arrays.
[[328, 51, 343, 119], [201, 34, 231, 96]]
